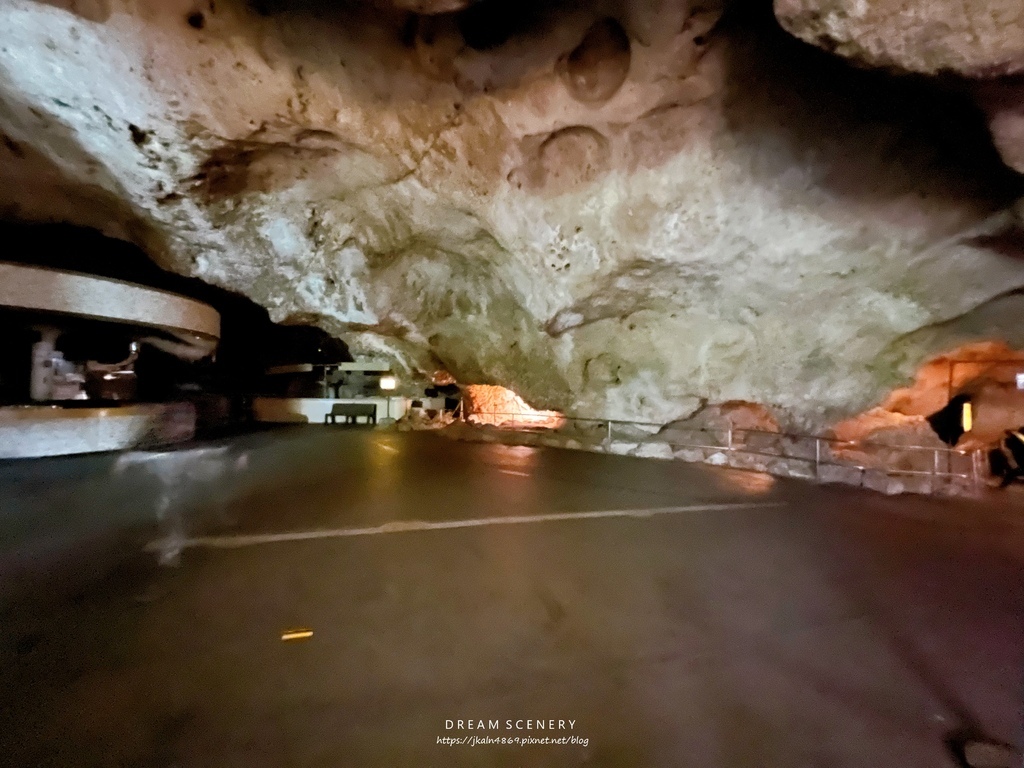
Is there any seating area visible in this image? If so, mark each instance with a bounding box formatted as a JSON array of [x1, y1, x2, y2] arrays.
[[324, 402, 377, 425]]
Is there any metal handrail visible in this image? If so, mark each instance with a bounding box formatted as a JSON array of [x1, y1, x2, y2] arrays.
[[461, 408, 983, 490]]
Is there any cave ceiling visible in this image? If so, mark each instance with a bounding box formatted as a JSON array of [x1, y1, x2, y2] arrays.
[[1, 0, 1023, 427]]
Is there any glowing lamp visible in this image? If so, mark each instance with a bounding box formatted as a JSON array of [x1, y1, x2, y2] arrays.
[[962, 402, 973, 433], [379, 375, 397, 391]]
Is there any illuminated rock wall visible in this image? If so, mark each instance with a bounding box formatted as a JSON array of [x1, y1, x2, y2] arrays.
[[463, 384, 564, 427]]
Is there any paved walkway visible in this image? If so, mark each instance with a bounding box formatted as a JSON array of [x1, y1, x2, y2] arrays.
[[1, 427, 1022, 767]]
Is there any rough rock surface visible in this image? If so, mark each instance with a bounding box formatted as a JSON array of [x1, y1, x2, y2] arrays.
[[1, 0, 1024, 428], [383, 0, 475, 14], [833, 340, 1024, 452], [774, 0, 1024, 175], [775, 0, 1024, 76], [660, 400, 780, 440]]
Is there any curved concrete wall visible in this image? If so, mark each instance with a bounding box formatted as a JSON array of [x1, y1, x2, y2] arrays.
[[0, 262, 220, 340], [0, 404, 196, 458]]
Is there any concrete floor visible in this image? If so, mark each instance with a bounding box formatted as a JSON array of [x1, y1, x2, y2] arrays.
[[1, 427, 1023, 767]]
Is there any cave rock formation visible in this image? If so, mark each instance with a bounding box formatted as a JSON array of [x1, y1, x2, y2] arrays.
[[1, 0, 1023, 429]]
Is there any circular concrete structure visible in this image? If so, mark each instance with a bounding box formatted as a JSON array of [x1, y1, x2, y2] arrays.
[[0, 262, 220, 342], [0, 403, 196, 459], [0, 263, 218, 457]]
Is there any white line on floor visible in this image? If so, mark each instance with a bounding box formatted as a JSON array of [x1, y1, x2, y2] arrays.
[[499, 469, 531, 477], [144, 502, 785, 552]]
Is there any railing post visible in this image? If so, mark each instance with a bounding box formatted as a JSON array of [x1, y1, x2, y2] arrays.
[[727, 427, 733, 452], [605, 420, 612, 449], [814, 438, 821, 480]]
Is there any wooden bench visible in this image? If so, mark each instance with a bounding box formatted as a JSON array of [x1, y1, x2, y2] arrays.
[[324, 403, 377, 425]]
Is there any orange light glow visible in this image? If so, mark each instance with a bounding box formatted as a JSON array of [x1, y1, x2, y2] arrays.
[[832, 340, 1024, 450], [719, 469, 776, 494], [281, 629, 314, 641], [431, 370, 456, 386], [463, 385, 565, 429]]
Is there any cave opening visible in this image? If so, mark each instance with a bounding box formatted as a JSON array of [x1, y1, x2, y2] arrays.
[[827, 341, 1024, 489], [834, 341, 1024, 449]]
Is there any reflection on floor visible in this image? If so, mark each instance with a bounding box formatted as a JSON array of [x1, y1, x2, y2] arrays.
[[1, 428, 1022, 767]]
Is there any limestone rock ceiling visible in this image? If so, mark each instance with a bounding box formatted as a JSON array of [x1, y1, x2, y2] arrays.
[[774, 0, 1024, 76], [774, 0, 1024, 175], [379, 0, 475, 14], [0, 0, 1023, 428]]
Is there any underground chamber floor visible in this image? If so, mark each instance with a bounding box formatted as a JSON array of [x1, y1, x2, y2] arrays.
[[0, 427, 1022, 767]]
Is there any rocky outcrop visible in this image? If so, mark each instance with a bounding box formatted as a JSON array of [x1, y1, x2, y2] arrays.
[[1, 0, 1023, 430], [774, 0, 1024, 174], [386, 0, 475, 14], [775, 0, 1024, 76], [833, 340, 1024, 451], [558, 18, 632, 104]]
